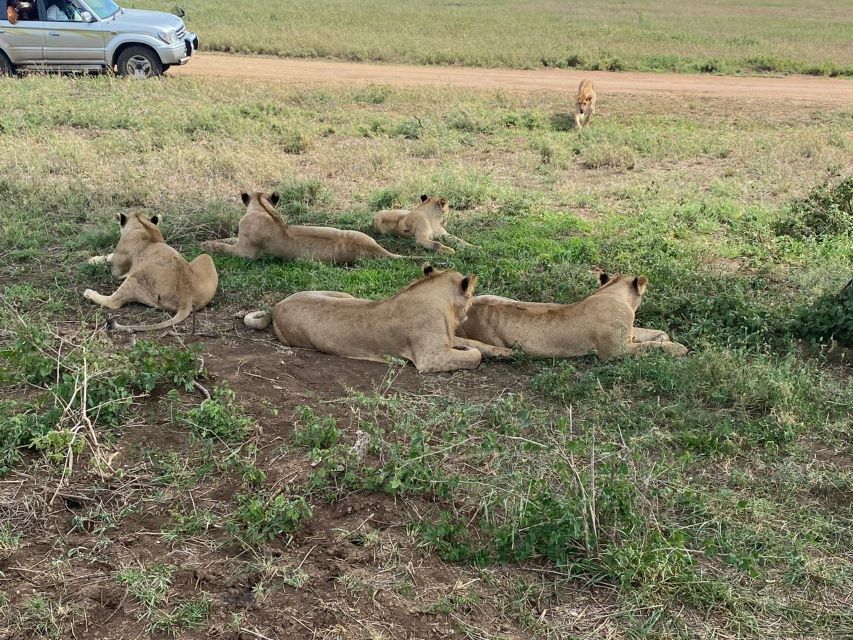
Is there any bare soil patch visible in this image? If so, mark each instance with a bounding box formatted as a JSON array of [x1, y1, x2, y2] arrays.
[[174, 54, 853, 104]]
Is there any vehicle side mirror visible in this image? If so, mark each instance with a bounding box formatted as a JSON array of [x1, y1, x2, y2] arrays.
[[80, 10, 93, 22]]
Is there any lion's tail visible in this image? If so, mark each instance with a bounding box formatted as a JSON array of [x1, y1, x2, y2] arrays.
[[110, 303, 194, 333], [243, 310, 272, 330]]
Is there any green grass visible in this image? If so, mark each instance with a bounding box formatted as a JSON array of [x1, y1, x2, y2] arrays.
[[131, 0, 853, 76], [0, 74, 850, 639]]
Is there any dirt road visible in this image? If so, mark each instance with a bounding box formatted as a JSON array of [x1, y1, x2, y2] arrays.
[[172, 53, 853, 104]]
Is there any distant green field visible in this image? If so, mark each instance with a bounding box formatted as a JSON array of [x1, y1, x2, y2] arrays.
[[136, 0, 853, 75]]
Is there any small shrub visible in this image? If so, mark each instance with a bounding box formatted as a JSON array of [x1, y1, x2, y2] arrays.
[[293, 406, 342, 451], [747, 56, 789, 73], [446, 109, 493, 134], [581, 144, 636, 170], [501, 110, 541, 130], [117, 563, 175, 609], [496, 190, 541, 217], [229, 493, 313, 545], [393, 117, 425, 140], [565, 54, 583, 68], [128, 341, 202, 393], [423, 169, 496, 210], [369, 186, 405, 210], [180, 387, 255, 444], [278, 130, 311, 154], [354, 85, 392, 104], [275, 177, 329, 216], [357, 116, 388, 138], [150, 596, 211, 634], [0, 524, 22, 551], [796, 280, 853, 347], [30, 429, 84, 465], [774, 176, 852, 240], [604, 57, 625, 72]]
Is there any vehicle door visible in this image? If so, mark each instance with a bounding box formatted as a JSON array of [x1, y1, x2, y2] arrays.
[[39, 0, 105, 64], [0, 2, 46, 64]]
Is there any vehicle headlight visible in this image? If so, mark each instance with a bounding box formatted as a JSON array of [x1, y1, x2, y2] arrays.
[[157, 30, 177, 44]]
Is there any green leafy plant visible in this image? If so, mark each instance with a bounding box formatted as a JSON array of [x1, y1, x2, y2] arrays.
[[292, 405, 341, 451], [180, 386, 255, 443], [774, 176, 852, 239], [796, 279, 853, 347], [228, 492, 313, 545]]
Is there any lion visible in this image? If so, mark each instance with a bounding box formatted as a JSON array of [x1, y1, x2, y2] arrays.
[[243, 264, 512, 373], [457, 272, 688, 360], [575, 79, 597, 130], [84, 212, 218, 332], [201, 191, 402, 264], [372, 195, 475, 254]]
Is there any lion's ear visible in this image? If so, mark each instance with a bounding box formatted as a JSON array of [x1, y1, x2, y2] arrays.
[[115, 213, 125, 226], [149, 215, 160, 226], [599, 272, 610, 286], [422, 263, 435, 277], [269, 192, 281, 206], [633, 276, 649, 296], [439, 198, 448, 207], [461, 274, 477, 294], [420, 194, 429, 203], [240, 192, 251, 206]]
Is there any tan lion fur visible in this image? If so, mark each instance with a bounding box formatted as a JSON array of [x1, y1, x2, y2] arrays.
[[243, 265, 512, 373], [575, 79, 597, 130], [202, 191, 401, 264], [457, 272, 687, 360], [84, 212, 218, 332], [372, 195, 475, 254]]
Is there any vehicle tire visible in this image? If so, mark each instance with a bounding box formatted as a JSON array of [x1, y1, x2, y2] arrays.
[[116, 46, 163, 79], [0, 53, 14, 77]]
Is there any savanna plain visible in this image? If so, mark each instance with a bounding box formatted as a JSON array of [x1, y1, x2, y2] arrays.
[[0, 9, 852, 640], [136, 0, 853, 76]]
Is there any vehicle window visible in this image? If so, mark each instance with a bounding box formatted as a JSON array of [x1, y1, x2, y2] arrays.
[[84, 0, 118, 20], [45, 0, 84, 21], [6, 1, 39, 22]]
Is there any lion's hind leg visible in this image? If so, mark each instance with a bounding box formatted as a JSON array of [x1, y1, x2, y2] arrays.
[[632, 327, 670, 343], [414, 345, 482, 373], [453, 337, 512, 359], [200, 239, 260, 259], [624, 340, 688, 357], [83, 278, 139, 310], [415, 229, 455, 254], [440, 228, 477, 249]]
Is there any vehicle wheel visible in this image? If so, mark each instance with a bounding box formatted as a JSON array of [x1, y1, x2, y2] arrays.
[[117, 46, 162, 79], [0, 53, 14, 77]]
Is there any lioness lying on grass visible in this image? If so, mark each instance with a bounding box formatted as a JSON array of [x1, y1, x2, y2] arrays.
[[373, 195, 475, 254], [84, 212, 218, 332], [201, 191, 402, 264], [457, 272, 688, 359], [243, 265, 512, 373]]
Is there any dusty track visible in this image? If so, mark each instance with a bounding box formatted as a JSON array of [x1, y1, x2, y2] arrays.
[[172, 53, 853, 104]]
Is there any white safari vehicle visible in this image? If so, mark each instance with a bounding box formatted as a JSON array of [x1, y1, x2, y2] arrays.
[[0, 0, 198, 77]]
